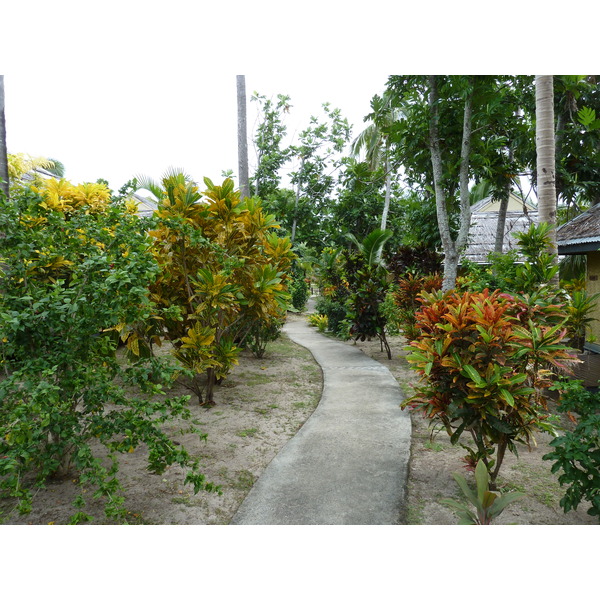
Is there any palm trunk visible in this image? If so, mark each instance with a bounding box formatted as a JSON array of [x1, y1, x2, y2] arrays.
[[236, 75, 249, 199], [0, 75, 9, 200], [535, 75, 559, 283]]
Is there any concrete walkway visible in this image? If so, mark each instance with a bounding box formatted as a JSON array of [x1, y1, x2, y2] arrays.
[[230, 305, 411, 525]]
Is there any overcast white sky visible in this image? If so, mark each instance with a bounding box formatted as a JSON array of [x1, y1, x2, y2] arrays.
[[2, 1, 590, 195], [2, 71, 388, 191]]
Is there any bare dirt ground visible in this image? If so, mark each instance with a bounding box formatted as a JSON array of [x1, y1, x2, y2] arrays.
[[347, 332, 598, 525], [2, 312, 322, 525], [3, 311, 597, 525]]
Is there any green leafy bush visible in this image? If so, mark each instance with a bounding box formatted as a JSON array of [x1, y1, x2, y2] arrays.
[[289, 270, 310, 312], [314, 296, 348, 336], [0, 182, 216, 522], [344, 230, 393, 358], [543, 380, 600, 520], [247, 317, 283, 358]]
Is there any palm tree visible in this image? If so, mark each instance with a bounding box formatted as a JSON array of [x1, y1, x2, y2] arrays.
[[0, 75, 9, 199], [535, 75, 558, 280], [351, 92, 403, 230], [236, 75, 249, 199]]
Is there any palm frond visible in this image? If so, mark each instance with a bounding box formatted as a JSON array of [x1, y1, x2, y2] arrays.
[[134, 174, 164, 202], [362, 229, 393, 266]]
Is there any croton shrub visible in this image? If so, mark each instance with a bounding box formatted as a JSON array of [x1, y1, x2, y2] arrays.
[[404, 288, 579, 485]]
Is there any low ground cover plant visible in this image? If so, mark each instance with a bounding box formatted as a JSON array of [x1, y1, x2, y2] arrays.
[[441, 459, 525, 524]]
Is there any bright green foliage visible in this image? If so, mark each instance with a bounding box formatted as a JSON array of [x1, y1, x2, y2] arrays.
[[143, 175, 295, 405], [0, 183, 215, 522], [543, 380, 600, 520], [308, 313, 328, 333], [314, 247, 351, 337], [564, 289, 600, 351], [247, 318, 283, 359], [289, 262, 310, 312], [404, 288, 578, 484], [441, 460, 525, 524], [250, 92, 292, 200]]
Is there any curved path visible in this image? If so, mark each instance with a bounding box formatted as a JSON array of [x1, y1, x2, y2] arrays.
[[231, 308, 411, 525]]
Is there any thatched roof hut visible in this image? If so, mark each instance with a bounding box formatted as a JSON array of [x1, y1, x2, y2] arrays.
[[462, 193, 538, 263]]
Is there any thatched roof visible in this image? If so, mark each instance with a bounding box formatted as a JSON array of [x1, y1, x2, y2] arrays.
[[462, 195, 538, 263], [557, 203, 600, 254]]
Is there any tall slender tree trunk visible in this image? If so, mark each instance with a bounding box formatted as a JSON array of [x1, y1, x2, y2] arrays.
[[535, 75, 559, 279], [493, 193, 510, 254], [0, 75, 9, 200], [291, 155, 305, 244], [381, 151, 391, 231], [429, 76, 474, 291], [236, 75, 249, 199]]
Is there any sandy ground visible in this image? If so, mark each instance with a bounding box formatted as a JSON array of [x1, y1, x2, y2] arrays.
[[1, 313, 322, 525], [2, 312, 597, 525]]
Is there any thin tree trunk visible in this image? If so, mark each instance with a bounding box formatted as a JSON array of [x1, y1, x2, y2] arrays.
[[493, 192, 510, 254], [381, 151, 391, 231], [456, 82, 474, 254], [428, 76, 474, 291], [291, 156, 304, 243], [236, 75, 249, 199], [535, 75, 559, 281], [0, 75, 9, 200]]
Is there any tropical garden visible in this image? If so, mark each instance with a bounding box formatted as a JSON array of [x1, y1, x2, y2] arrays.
[[0, 75, 599, 524]]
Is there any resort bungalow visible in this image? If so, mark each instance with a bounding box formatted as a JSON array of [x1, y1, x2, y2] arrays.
[[557, 203, 600, 354]]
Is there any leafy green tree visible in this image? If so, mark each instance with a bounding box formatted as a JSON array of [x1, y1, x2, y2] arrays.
[[384, 76, 479, 290], [250, 92, 292, 200], [0, 180, 215, 522], [553, 75, 600, 209], [330, 158, 391, 246], [289, 102, 351, 244]]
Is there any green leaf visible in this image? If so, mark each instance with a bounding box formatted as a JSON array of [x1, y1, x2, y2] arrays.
[[577, 106, 597, 129], [500, 388, 516, 407], [452, 472, 479, 507], [487, 491, 525, 517], [474, 460, 490, 505], [462, 364, 483, 386]]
